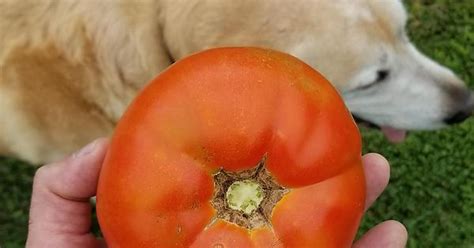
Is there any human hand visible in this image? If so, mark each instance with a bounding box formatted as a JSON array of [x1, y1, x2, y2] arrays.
[[352, 153, 408, 248], [26, 138, 407, 247], [26, 138, 109, 248]]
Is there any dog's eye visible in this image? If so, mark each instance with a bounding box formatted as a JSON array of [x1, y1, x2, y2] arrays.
[[353, 69, 391, 91], [375, 69, 390, 83]]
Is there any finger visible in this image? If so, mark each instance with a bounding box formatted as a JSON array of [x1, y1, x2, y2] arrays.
[[362, 153, 390, 211], [353, 220, 408, 248], [26, 138, 109, 248]]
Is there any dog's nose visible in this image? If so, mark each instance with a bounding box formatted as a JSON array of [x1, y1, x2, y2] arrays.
[[444, 91, 474, 125], [444, 110, 472, 124]]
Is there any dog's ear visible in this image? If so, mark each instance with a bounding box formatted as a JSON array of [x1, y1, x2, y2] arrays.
[[88, 2, 172, 92], [366, 0, 408, 36]]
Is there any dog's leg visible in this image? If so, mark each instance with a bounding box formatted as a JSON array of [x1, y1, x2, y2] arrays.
[[0, 45, 115, 165]]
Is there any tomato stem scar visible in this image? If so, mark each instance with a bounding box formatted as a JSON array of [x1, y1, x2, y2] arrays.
[[210, 156, 289, 229]]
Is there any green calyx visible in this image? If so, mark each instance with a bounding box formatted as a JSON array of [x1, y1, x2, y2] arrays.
[[225, 180, 264, 215]]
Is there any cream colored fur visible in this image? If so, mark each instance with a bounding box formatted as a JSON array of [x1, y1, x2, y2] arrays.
[[0, 0, 472, 164]]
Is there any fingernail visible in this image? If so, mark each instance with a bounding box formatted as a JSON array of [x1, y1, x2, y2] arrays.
[[74, 140, 98, 158]]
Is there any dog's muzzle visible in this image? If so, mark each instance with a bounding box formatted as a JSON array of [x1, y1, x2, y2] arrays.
[[352, 115, 380, 129]]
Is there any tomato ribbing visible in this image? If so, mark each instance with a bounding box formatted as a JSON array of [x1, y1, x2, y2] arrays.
[[97, 47, 365, 248]]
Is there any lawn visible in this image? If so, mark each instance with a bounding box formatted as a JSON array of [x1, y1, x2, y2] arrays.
[[1, 0, 473, 247]]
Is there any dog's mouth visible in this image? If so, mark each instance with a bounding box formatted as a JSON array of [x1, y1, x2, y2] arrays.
[[353, 115, 407, 143]]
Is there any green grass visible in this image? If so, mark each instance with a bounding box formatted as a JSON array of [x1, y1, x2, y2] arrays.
[[0, 158, 36, 247], [1, 1, 473, 247], [358, 0, 474, 247]]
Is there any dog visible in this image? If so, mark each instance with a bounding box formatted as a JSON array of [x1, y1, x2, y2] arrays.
[[1, 0, 472, 164]]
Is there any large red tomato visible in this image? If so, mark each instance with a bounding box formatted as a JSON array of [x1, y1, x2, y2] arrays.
[[97, 47, 365, 247]]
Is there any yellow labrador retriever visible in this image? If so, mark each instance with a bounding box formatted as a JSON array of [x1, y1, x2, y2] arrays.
[[1, 0, 472, 164]]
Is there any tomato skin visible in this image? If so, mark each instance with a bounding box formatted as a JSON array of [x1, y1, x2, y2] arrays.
[[271, 164, 364, 247], [97, 47, 365, 247]]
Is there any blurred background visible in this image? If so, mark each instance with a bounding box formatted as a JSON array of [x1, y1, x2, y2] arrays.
[[0, 0, 473, 247]]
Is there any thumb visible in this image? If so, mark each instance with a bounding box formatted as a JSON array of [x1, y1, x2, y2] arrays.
[[26, 138, 108, 248]]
